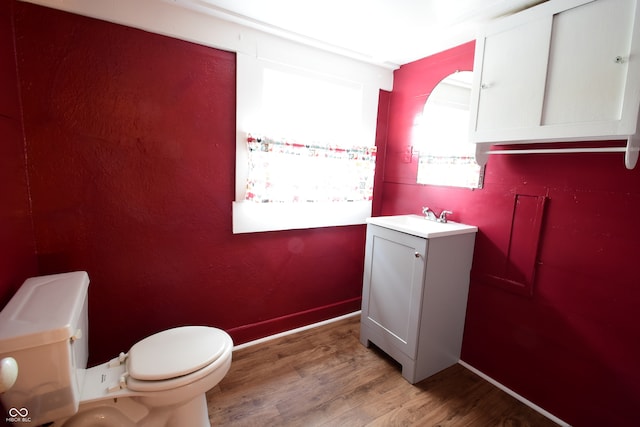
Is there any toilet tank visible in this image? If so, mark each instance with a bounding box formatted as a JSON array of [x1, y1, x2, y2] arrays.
[[0, 271, 90, 425]]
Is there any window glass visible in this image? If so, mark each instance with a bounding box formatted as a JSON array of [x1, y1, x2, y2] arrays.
[[261, 68, 363, 146]]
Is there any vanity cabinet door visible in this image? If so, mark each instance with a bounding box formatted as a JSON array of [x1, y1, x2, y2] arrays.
[[361, 224, 427, 359]]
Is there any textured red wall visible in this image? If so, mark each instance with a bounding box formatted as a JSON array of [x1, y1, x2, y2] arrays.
[[0, 0, 38, 308], [383, 41, 640, 426], [12, 3, 364, 365]]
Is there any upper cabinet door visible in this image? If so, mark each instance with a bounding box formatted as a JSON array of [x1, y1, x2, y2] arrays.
[[470, 0, 640, 152], [473, 15, 552, 133], [542, 0, 636, 127]]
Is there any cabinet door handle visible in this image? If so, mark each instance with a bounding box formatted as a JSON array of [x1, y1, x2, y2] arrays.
[[414, 252, 421, 258]]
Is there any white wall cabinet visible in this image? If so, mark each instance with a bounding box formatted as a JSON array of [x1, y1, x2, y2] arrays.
[[470, 0, 640, 169], [359, 221, 476, 384]]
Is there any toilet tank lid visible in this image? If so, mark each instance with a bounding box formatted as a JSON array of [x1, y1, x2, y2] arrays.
[[0, 271, 89, 352]]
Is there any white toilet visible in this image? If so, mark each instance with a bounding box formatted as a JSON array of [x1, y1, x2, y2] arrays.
[[0, 271, 233, 426]]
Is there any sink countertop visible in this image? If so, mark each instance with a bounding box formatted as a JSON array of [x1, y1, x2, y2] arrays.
[[366, 214, 478, 239]]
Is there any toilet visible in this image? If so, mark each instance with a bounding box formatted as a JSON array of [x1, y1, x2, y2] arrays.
[[0, 271, 233, 426]]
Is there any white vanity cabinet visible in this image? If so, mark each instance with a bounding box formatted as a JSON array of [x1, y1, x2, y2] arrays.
[[359, 216, 477, 384], [470, 0, 640, 167]]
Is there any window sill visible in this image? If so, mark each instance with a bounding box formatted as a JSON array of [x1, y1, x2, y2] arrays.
[[232, 201, 372, 233]]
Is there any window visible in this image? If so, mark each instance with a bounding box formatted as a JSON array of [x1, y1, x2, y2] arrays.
[[413, 71, 484, 189], [234, 53, 381, 233]]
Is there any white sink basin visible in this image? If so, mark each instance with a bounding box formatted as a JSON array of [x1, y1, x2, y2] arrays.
[[366, 214, 477, 238]]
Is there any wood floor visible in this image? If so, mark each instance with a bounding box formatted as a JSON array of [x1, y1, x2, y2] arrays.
[[206, 315, 559, 426]]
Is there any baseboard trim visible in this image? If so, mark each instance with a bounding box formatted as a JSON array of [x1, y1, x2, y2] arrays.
[[458, 360, 571, 427], [227, 297, 361, 345], [233, 310, 361, 351]]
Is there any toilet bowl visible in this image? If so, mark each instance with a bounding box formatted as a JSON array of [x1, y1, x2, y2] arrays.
[[0, 272, 233, 426]]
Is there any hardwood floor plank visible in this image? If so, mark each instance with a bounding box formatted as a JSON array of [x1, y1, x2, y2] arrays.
[[207, 316, 560, 426]]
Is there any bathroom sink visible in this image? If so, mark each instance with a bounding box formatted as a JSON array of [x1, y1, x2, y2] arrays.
[[366, 214, 477, 238]]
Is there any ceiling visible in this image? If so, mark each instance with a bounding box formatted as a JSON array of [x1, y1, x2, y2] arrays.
[[177, 0, 547, 67]]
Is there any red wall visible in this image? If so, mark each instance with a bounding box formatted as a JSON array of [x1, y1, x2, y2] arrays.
[[0, 1, 38, 308], [9, 2, 365, 365], [382, 41, 640, 426]]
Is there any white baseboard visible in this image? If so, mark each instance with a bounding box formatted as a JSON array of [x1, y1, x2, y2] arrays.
[[458, 360, 571, 427], [232, 311, 361, 351]]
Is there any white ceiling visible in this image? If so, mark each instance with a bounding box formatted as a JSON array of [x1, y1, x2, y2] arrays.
[[181, 0, 548, 67]]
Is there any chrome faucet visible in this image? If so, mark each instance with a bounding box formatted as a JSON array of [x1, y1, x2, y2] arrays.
[[437, 210, 453, 223], [422, 207, 437, 221]]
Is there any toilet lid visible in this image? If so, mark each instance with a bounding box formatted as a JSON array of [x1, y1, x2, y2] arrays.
[[127, 326, 228, 381]]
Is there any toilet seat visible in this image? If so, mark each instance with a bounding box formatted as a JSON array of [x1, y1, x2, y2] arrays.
[[124, 326, 232, 392]]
